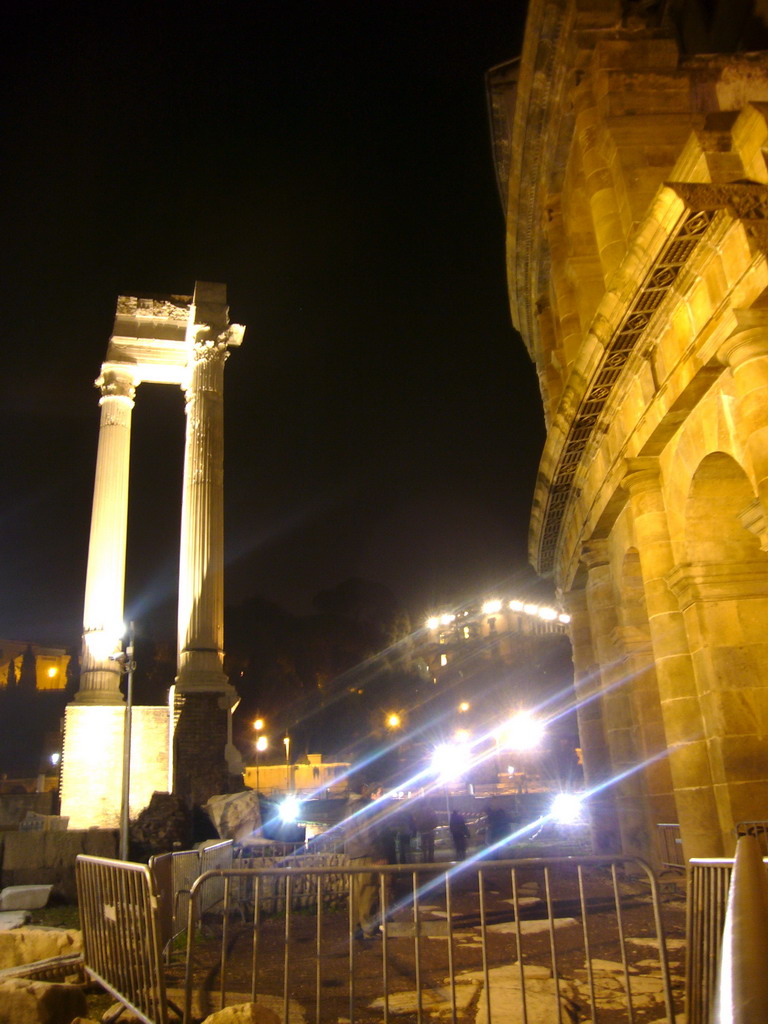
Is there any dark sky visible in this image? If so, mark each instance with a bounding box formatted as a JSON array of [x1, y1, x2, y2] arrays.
[[1, 0, 545, 647]]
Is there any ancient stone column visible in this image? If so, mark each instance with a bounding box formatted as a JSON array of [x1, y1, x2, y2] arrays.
[[563, 586, 621, 853], [77, 367, 137, 704], [623, 458, 722, 857], [173, 283, 243, 806]]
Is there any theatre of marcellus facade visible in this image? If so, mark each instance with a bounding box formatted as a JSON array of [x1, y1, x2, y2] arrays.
[[488, 0, 768, 860]]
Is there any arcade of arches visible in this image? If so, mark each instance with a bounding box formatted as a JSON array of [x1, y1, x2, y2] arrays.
[[489, 0, 768, 859]]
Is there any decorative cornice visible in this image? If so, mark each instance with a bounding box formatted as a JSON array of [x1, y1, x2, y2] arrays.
[[116, 295, 192, 322], [666, 560, 768, 609]]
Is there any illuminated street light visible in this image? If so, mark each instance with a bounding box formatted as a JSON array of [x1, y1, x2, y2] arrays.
[[426, 616, 440, 630], [431, 741, 471, 781], [559, 613, 571, 624], [509, 599, 524, 611], [482, 599, 502, 615], [255, 734, 268, 793], [523, 603, 538, 616], [440, 613, 455, 626], [386, 712, 401, 729], [84, 624, 125, 663], [253, 717, 265, 732], [453, 728, 471, 744], [538, 606, 558, 621], [458, 701, 470, 713]]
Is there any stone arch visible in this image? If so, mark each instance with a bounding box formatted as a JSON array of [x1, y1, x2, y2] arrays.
[[671, 451, 768, 848]]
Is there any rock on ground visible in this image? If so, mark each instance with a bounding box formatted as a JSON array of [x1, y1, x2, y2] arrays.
[[0, 977, 87, 1024], [199, 1001, 287, 1024], [0, 928, 82, 970]]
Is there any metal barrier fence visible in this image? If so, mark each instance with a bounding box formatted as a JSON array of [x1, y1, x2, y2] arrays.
[[182, 855, 678, 1024], [735, 819, 768, 855], [685, 851, 768, 1024], [657, 823, 685, 869], [149, 840, 234, 956], [76, 854, 173, 1024]]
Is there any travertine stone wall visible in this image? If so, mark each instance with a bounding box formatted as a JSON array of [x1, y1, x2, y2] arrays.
[[493, 0, 768, 857]]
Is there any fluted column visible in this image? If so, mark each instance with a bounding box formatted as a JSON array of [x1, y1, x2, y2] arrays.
[[176, 332, 230, 693], [624, 458, 722, 857], [718, 312, 768, 543], [77, 367, 137, 704]]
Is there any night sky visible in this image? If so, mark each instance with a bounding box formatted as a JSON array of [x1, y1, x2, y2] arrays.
[[2, 0, 545, 649]]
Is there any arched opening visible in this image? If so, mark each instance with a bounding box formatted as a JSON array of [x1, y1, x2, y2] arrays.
[[678, 452, 768, 842]]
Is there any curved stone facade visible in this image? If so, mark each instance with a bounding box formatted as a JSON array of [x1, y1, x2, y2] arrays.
[[490, 0, 768, 858]]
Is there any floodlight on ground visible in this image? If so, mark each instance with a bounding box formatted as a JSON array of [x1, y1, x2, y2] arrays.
[[551, 792, 584, 825], [279, 794, 301, 824], [85, 625, 125, 662], [431, 741, 471, 780], [497, 711, 545, 752]]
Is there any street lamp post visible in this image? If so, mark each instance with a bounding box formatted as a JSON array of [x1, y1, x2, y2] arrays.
[[119, 623, 136, 861], [283, 735, 291, 792], [255, 734, 268, 793]]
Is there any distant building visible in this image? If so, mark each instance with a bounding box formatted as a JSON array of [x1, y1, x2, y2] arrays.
[[423, 596, 570, 678], [243, 753, 350, 798], [0, 642, 70, 691]]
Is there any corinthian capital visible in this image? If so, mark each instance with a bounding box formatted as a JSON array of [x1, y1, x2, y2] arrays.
[[95, 367, 136, 403]]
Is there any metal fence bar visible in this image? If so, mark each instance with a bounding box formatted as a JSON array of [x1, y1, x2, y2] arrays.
[[76, 853, 680, 1024], [686, 857, 736, 1024], [657, 822, 685, 869], [76, 854, 169, 1024]]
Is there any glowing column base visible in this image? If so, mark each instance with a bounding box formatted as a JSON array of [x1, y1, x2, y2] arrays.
[[60, 704, 170, 829]]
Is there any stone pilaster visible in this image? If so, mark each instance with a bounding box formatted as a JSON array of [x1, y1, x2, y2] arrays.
[[563, 586, 621, 854], [581, 541, 650, 859], [77, 367, 137, 704], [623, 458, 722, 857]]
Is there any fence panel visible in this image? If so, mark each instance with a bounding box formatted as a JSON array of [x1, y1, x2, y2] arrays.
[[76, 854, 169, 1024], [182, 855, 680, 1024], [657, 823, 685, 869]]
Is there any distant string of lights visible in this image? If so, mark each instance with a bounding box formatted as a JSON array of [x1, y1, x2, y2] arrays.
[[425, 598, 570, 631]]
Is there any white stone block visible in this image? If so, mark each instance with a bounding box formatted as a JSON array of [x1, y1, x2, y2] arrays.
[[0, 885, 53, 911]]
